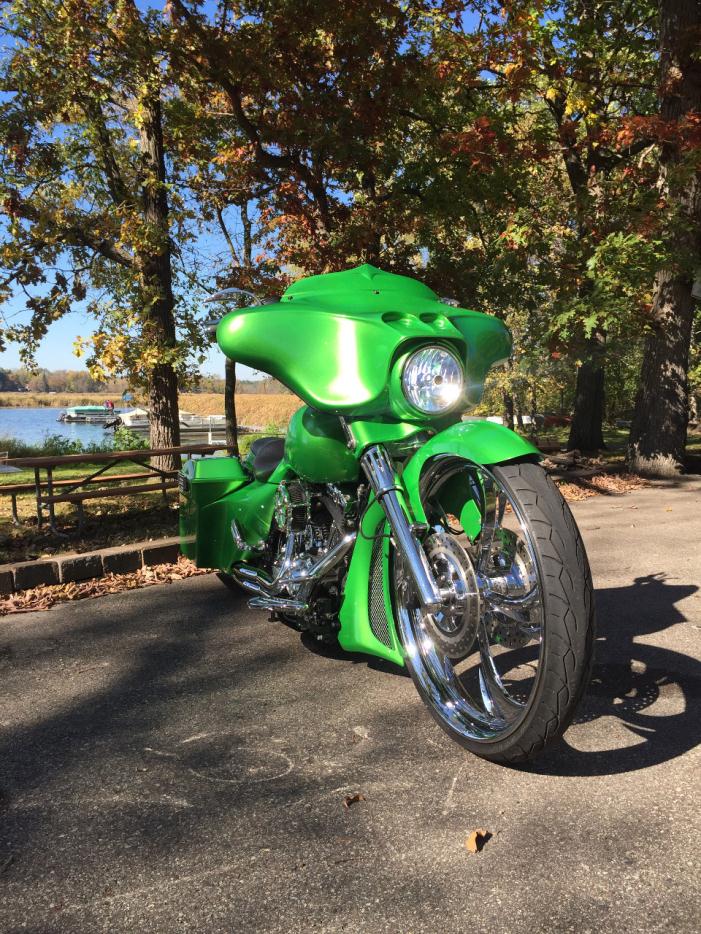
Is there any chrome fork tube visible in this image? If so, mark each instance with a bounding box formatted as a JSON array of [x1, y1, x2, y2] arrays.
[[360, 444, 442, 612]]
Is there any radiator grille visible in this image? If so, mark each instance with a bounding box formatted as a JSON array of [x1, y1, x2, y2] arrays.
[[368, 535, 391, 647]]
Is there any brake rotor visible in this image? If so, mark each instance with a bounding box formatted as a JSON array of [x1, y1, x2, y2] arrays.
[[422, 533, 481, 659]]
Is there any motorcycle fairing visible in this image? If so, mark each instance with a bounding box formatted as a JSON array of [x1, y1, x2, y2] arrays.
[[215, 264, 511, 418]]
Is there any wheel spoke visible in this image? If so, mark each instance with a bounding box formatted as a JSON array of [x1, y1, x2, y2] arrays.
[[477, 486, 506, 574], [477, 617, 526, 718], [397, 460, 546, 743], [483, 587, 540, 625]]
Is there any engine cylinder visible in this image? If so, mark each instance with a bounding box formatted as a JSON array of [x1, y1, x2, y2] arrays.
[[273, 481, 309, 532]]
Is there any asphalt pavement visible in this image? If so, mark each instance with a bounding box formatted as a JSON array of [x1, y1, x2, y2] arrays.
[[1, 477, 699, 933]]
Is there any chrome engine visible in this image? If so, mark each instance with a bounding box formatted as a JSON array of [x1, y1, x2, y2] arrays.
[[229, 481, 359, 631]]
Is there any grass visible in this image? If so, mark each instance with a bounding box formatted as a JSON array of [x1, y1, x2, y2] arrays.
[[0, 390, 301, 428], [530, 425, 630, 457], [0, 392, 114, 408], [532, 424, 701, 463], [0, 497, 179, 565], [0, 451, 179, 566], [0, 432, 262, 562]]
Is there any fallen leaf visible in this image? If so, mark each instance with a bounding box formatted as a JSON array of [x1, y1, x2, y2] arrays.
[[556, 472, 649, 502], [465, 829, 492, 853], [0, 557, 209, 616], [343, 792, 366, 809]]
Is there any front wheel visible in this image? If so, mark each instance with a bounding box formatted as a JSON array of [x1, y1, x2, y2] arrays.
[[393, 460, 595, 764]]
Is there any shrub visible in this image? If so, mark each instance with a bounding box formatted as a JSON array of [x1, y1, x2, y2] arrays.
[[112, 426, 149, 451], [0, 433, 117, 459]]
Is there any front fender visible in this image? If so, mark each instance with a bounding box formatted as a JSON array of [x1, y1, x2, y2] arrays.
[[336, 420, 538, 668], [402, 420, 540, 526]]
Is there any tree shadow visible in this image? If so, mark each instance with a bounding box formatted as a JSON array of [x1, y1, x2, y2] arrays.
[[1, 567, 698, 893], [530, 573, 700, 776]]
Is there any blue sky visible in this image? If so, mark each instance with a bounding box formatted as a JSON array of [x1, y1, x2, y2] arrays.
[[0, 314, 239, 377]]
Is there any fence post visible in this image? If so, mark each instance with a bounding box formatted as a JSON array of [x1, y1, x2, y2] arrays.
[[34, 467, 42, 526]]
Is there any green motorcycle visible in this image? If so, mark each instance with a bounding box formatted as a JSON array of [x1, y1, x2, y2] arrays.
[[180, 264, 594, 764]]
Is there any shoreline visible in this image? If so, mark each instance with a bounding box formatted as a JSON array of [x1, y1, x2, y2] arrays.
[[0, 391, 300, 424]]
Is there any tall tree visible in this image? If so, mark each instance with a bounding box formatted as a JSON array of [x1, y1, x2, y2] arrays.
[[428, 1, 658, 449], [628, 0, 701, 473], [168, 0, 433, 275], [0, 0, 208, 464]]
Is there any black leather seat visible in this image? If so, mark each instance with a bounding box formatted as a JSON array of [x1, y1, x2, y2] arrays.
[[250, 436, 285, 482]]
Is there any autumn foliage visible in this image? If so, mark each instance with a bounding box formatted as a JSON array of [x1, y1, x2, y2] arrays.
[[0, 1, 699, 469]]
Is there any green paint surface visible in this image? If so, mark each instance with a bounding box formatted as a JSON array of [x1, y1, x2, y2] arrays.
[[216, 264, 511, 419], [182, 266, 538, 664]]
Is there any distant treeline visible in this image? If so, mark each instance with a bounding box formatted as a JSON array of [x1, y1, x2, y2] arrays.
[[0, 368, 289, 395], [0, 368, 129, 393], [195, 374, 290, 395]]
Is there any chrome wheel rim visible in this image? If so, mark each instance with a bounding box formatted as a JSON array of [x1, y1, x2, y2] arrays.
[[394, 460, 544, 742]]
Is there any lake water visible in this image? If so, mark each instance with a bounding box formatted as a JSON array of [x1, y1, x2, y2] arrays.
[[0, 407, 118, 447]]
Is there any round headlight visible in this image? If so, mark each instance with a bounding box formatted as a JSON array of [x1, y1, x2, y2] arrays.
[[402, 346, 464, 414]]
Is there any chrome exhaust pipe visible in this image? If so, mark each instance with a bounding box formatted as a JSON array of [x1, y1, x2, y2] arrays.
[[248, 596, 308, 614], [306, 533, 356, 580], [232, 528, 357, 611], [279, 533, 357, 588], [229, 565, 274, 595]]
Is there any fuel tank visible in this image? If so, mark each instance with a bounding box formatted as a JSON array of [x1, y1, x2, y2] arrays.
[[284, 406, 359, 483], [215, 264, 511, 419]]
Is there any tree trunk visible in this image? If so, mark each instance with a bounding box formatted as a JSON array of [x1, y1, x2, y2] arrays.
[[220, 198, 253, 459], [628, 0, 701, 475], [529, 383, 538, 437], [224, 356, 239, 457], [502, 391, 515, 431], [567, 339, 606, 452], [138, 92, 181, 472], [530, 383, 537, 423], [629, 273, 696, 472], [515, 404, 525, 432], [544, 92, 608, 453], [148, 362, 180, 455]]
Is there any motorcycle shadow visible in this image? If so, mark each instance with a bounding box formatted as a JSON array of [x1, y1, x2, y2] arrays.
[[297, 629, 409, 678], [530, 572, 700, 777]]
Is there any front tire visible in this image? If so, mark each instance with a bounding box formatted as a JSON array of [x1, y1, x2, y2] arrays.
[[394, 460, 595, 764]]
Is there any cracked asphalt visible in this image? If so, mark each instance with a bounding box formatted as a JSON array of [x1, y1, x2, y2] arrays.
[[0, 477, 699, 933]]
